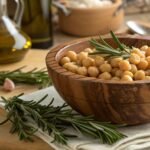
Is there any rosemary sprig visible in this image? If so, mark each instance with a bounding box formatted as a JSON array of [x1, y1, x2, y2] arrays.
[[0, 67, 52, 88], [90, 31, 131, 59], [0, 95, 126, 145]]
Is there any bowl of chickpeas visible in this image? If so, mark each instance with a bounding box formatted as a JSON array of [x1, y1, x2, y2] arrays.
[[46, 35, 150, 125]]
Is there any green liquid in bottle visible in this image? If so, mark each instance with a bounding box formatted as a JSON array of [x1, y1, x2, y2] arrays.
[[22, 0, 53, 49]]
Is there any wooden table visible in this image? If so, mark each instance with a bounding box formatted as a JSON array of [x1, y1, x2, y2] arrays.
[[0, 50, 49, 98]]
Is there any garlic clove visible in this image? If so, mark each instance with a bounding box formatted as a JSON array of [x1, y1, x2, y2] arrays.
[[3, 78, 15, 92]]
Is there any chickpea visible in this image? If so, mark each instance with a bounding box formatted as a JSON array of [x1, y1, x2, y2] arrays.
[[123, 71, 133, 78], [77, 52, 88, 61], [95, 56, 104, 66], [100, 63, 112, 73], [145, 70, 150, 76], [141, 45, 148, 51], [64, 63, 78, 73], [115, 70, 123, 77], [121, 75, 133, 82], [60, 57, 71, 65], [84, 48, 93, 53], [146, 47, 150, 56], [88, 66, 99, 77], [76, 60, 82, 66], [111, 68, 118, 76], [145, 76, 150, 80], [146, 56, 150, 69], [119, 60, 131, 71], [77, 67, 88, 76], [99, 72, 112, 80], [137, 59, 148, 70], [129, 53, 141, 65], [111, 77, 120, 81], [134, 70, 145, 80], [63, 62, 71, 70], [130, 64, 138, 74], [110, 57, 123, 67], [66, 51, 77, 61], [82, 57, 95, 67], [132, 48, 145, 58]]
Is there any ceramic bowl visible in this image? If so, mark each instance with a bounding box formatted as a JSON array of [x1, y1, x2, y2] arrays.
[[58, 0, 124, 36]]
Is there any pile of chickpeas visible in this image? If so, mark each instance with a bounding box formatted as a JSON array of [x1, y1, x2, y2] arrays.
[[60, 45, 150, 82]]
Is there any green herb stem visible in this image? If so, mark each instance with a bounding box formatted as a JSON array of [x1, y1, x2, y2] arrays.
[[0, 95, 126, 145]]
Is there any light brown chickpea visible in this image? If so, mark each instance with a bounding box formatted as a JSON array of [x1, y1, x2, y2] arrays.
[[95, 56, 104, 66], [84, 48, 93, 53], [137, 59, 148, 70], [115, 70, 123, 77], [110, 57, 123, 67], [99, 72, 112, 80], [77, 67, 88, 76], [123, 71, 133, 78], [132, 48, 145, 58], [121, 75, 133, 82], [66, 51, 77, 61], [141, 45, 148, 51], [77, 52, 88, 61], [130, 64, 138, 74], [134, 70, 145, 80], [145, 70, 150, 76], [64, 63, 78, 73], [63, 62, 71, 70], [146, 47, 150, 56], [146, 56, 150, 69], [119, 60, 131, 71], [129, 53, 141, 65], [111, 68, 118, 76], [60, 57, 71, 65], [99, 63, 112, 73], [88, 66, 99, 77], [82, 57, 95, 67]]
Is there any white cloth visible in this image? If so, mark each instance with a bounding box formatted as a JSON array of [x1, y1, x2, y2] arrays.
[[1, 87, 150, 150]]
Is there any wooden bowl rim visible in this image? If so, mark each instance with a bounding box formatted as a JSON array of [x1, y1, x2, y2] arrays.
[[65, 0, 122, 12], [46, 34, 150, 85]]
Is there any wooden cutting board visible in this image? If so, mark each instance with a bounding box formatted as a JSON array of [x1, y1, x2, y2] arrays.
[[0, 50, 54, 150]]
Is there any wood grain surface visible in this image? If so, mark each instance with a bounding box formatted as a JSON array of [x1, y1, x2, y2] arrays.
[[0, 50, 54, 150], [46, 35, 150, 125], [0, 50, 49, 98], [0, 108, 53, 150]]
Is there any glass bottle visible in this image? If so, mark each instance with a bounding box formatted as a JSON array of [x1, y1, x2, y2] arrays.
[[0, 0, 31, 64], [22, 0, 53, 49]]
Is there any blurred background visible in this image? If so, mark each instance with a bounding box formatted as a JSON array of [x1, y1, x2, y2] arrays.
[[0, 0, 150, 64]]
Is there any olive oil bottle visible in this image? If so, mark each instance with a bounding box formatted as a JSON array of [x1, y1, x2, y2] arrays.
[[22, 0, 53, 49], [0, 0, 31, 64]]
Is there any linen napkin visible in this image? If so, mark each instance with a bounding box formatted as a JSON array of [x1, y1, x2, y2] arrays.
[[1, 86, 150, 150]]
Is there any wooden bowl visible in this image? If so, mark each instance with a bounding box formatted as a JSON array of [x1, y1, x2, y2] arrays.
[[46, 35, 150, 125], [58, 0, 124, 36]]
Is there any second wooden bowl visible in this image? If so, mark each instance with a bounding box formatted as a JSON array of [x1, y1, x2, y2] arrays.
[[46, 35, 150, 125]]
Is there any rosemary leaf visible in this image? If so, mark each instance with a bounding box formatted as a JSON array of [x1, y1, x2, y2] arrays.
[[90, 31, 131, 59], [0, 94, 126, 145], [0, 67, 52, 88], [110, 31, 124, 51]]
